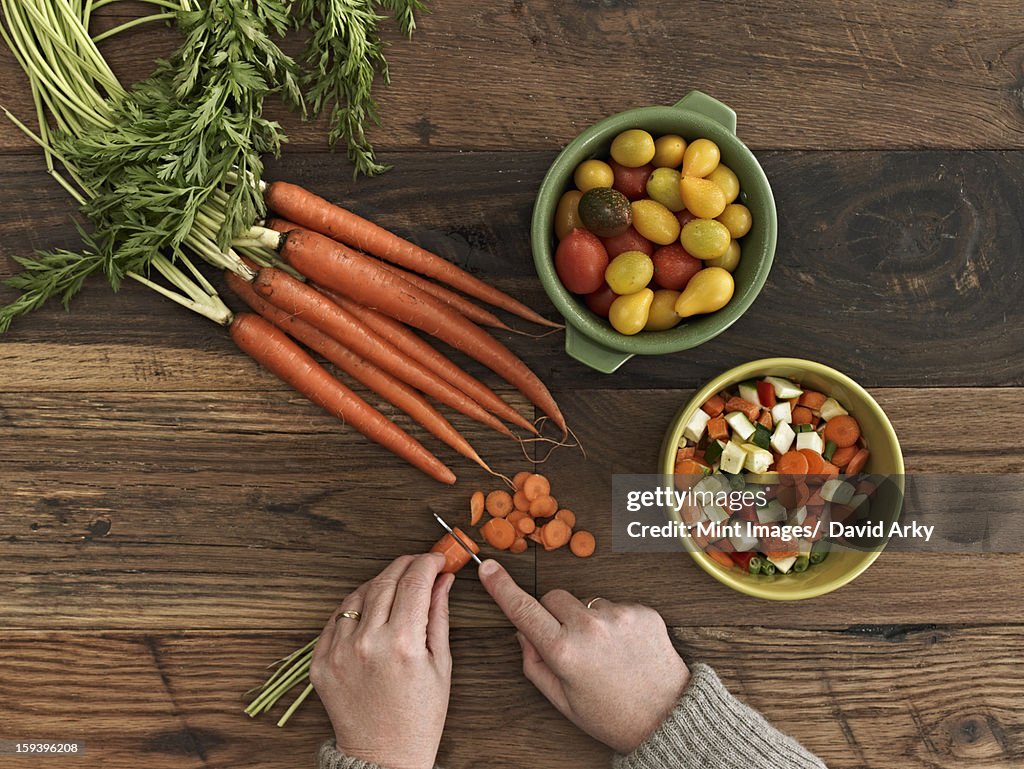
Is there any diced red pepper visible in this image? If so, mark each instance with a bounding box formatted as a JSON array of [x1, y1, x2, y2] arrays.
[[730, 551, 755, 570], [757, 380, 777, 408]]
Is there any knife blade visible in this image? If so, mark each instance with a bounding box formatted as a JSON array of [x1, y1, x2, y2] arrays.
[[431, 510, 483, 566]]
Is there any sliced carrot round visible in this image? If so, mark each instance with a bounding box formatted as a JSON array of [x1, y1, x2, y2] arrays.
[[823, 415, 861, 448], [485, 490, 513, 518], [513, 489, 531, 511], [845, 448, 870, 475], [775, 450, 809, 483], [569, 530, 596, 558], [509, 537, 528, 554], [516, 516, 536, 535], [791, 406, 814, 425], [541, 519, 572, 550], [555, 508, 577, 528], [513, 471, 531, 490], [481, 517, 516, 550], [830, 445, 858, 469], [469, 490, 485, 526], [798, 449, 825, 476], [523, 473, 551, 501], [529, 494, 558, 518]]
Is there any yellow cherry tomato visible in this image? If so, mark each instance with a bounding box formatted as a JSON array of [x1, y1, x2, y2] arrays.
[[609, 288, 654, 335], [645, 168, 686, 212], [605, 250, 654, 295], [707, 164, 740, 204], [681, 138, 720, 177], [706, 239, 741, 272], [630, 199, 681, 245], [554, 190, 584, 239], [574, 159, 614, 192], [680, 219, 731, 259], [644, 289, 682, 331], [680, 176, 727, 219], [717, 203, 752, 238], [674, 267, 734, 318], [609, 129, 656, 168], [652, 134, 686, 168]]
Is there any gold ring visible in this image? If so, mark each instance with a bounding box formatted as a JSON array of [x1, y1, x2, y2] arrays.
[[585, 597, 605, 610], [335, 610, 362, 623]]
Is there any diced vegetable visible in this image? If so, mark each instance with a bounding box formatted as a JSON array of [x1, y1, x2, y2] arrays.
[[738, 380, 762, 408], [730, 530, 759, 552], [819, 397, 849, 422], [770, 421, 796, 454], [756, 500, 787, 523], [704, 439, 725, 465], [750, 423, 772, 450], [823, 440, 838, 461], [756, 380, 777, 408], [767, 554, 797, 573], [795, 430, 824, 453], [821, 479, 855, 504], [684, 408, 712, 442], [719, 440, 748, 474], [742, 444, 773, 474], [724, 411, 756, 441], [790, 505, 808, 525], [763, 376, 803, 399], [770, 400, 793, 425], [703, 502, 730, 523]]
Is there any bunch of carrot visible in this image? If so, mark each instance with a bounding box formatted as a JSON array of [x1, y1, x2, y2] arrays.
[[220, 182, 568, 484], [467, 472, 596, 557]]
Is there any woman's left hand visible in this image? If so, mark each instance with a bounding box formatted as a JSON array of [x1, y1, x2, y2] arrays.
[[311, 553, 454, 769]]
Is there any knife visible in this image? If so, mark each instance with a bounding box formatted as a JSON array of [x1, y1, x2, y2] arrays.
[[431, 510, 483, 567]]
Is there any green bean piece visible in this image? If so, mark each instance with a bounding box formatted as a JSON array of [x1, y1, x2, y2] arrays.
[[793, 556, 809, 573], [748, 556, 763, 574], [823, 440, 837, 461], [761, 560, 777, 576], [809, 551, 827, 565]]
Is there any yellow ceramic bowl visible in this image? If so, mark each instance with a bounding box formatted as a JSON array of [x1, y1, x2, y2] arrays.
[[659, 358, 904, 600]]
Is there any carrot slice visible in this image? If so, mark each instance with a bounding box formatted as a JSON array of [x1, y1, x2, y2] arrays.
[[798, 391, 827, 410], [798, 449, 825, 476], [513, 471, 531, 490], [481, 518, 516, 550], [724, 396, 759, 421], [523, 474, 551, 501], [430, 527, 481, 573], [569, 530, 596, 558], [516, 516, 536, 535], [530, 495, 558, 518], [675, 458, 710, 477], [791, 406, 814, 425], [513, 490, 532, 512], [509, 537, 528, 554], [823, 415, 861, 448], [830, 445, 858, 469], [541, 519, 572, 550], [470, 491, 485, 526], [486, 490, 513, 518], [845, 448, 871, 475], [555, 509, 577, 528], [776, 451, 809, 482], [757, 410, 773, 430], [702, 394, 725, 417]]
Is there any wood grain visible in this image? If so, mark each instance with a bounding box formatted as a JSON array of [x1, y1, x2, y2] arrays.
[[2, 1, 1024, 152], [2, 150, 1022, 391], [0, 626, 1020, 769]]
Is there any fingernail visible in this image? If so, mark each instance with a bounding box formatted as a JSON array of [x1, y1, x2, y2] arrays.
[[479, 559, 499, 577]]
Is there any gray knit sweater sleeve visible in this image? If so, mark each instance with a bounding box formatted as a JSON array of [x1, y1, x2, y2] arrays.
[[612, 663, 826, 769], [316, 742, 442, 769]]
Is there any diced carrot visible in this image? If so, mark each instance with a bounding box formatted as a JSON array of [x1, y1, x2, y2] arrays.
[[509, 537, 528, 554], [481, 517, 516, 550], [513, 471, 531, 490], [676, 458, 710, 477], [676, 446, 696, 462], [541, 519, 572, 550], [792, 406, 814, 425], [470, 491, 485, 526], [523, 473, 551, 501], [757, 410, 773, 430], [516, 516, 536, 535], [702, 394, 725, 417], [569, 530, 596, 558], [725, 396, 759, 421], [776, 451, 809, 481], [707, 415, 729, 442], [513, 490, 531, 511], [798, 449, 825, 476], [706, 548, 734, 568], [430, 527, 480, 573], [798, 390, 827, 411], [529, 495, 558, 518], [823, 415, 861, 448], [679, 497, 702, 526], [555, 509, 577, 528], [845, 448, 870, 475], [830, 445, 858, 468], [485, 490, 513, 518]]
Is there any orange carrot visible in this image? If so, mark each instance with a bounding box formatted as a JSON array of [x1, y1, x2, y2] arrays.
[[265, 181, 561, 328], [675, 446, 696, 462], [845, 448, 870, 475], [513, 489, 532, 512], [430, 527, 480, 573], [701, 394, 725, 417], [513, 471, 531, 489], [229, 312, 454, 484], [470, 491, 485, 526], [798, 390, 827, 411], [507, 510, 529, 529], [541, 519, 572, 550], [324, 291, 536, 435], [249, 268, 512, 438], [570, 530, 596, 558], [529, 495, 558, 518], [830, 445, 858, 469], [481, 518, 517, 550], [516, 516, 536, 535], [757, 410, 773, 430], [823, 415, 861, 448], [275, 229, 567, 433], [792, 406, 814, 425], [798, 449, 825, 476], [707, 416, 729, 442], [228, 273, 490, 471], [523, 473, 551, 501], [724, 396, 759, 422], [676, 458, 710, 477], [486, 490, 513, 518], [706, 547, 734, 569], [776, 450, 809, 480], [555, 509, 577, 528], [509, 537, 528, 554]]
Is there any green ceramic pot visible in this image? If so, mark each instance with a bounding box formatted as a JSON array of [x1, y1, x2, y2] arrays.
[[659, 358, 905, 600], [531, 91, 777, 373]]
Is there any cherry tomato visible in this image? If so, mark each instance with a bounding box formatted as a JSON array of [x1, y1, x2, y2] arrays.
[[584, 283, 619, 318], [601, 226, 654, 258], [651, 244, 702, 291], [555, 228, 609, 294], [610, 160, 654, 200]]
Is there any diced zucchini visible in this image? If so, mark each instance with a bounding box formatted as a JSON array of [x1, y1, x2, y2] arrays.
[[766, 554, 797, 574], [795, 431, 823, 453], [821, 479, 855, 504], [694, 474, 725, 497], [770, 401, 792, 425], [683, 408, 711, 442], [719, 441, 748, 475], [724, 411, 756, 440], [703, 439, 725, 465], [756, 500, 787, 523], [751, 423, 772, 450], [790, 505, 808, 525], [730, 531, 759, 552], [763, 376, 803, 399], [793, 423, 814, 433], [742, 444, 774, 474], [703, 502, 729, 523], [770, 421, 796, 454], [738, 380, 762, 408], [819, 397, 848, 422]]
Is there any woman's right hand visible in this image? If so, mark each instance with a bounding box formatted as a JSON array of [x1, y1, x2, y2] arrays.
[[478, 559, 690, 754]]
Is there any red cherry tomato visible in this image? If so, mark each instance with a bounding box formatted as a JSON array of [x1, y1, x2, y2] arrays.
[[555, 228, 609, 294], [584, 283, 619, 317], [610, 161, 654, 200], [675, 209, 698, 229], [651, 244, 702, 290], [601, 226, 654, 258]]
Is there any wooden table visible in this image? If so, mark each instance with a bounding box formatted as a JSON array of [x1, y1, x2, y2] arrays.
[[2, 2, 1023, 767]]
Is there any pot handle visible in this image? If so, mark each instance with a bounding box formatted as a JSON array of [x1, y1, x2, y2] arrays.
[[565, 324, 634, 374], [673, 91, 737, 134]]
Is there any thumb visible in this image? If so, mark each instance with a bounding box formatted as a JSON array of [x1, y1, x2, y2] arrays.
[[517, 632, 571, 715], [478, 559, 561, 654]]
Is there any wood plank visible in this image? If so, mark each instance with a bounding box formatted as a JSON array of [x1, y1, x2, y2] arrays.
[[2, 1, 1024, 152], [2, 150, 1023, 391], [536, 388, 1024, 627], [0, 626, 1020, 768]]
